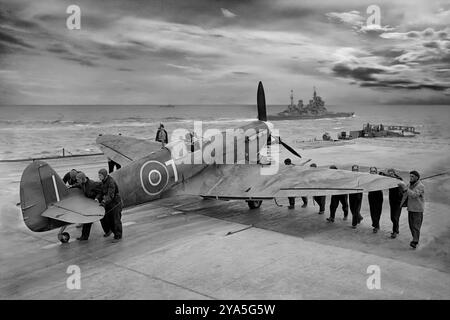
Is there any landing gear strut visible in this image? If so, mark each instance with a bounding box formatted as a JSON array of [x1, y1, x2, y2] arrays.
[[247, 200, 262, 209], [57, 226, 70, 243]]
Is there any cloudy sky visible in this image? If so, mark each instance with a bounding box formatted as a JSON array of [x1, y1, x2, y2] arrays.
[[0, 0, 449, 105]]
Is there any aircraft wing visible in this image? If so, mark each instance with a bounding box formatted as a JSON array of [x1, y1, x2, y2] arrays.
[[172, 164, 399, 199], [295, 140, 354, 150], [96, 134, 162, 166], [41, 188, 104, 224]]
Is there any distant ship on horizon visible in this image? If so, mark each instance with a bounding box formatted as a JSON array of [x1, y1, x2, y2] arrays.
[[160, 104, 175, 108], [267, 87, 354, 120]]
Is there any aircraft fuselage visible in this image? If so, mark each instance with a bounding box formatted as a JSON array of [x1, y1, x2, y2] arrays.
[[110, 120, 271, 207]]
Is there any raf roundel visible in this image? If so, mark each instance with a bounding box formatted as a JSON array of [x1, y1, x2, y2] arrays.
[[140, 160, 169, 196]]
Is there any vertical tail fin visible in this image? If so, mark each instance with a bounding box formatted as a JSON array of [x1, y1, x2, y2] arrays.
[[20, 161, 68, 232]]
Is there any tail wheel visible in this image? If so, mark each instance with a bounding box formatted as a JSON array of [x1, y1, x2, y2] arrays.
[[58, 232, 70, 243], [247, 200, 262, 209]]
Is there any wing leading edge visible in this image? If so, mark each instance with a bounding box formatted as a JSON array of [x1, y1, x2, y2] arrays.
[[172, 164, 399, 199]]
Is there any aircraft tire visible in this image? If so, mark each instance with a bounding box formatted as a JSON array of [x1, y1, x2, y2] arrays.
[[247, 200, 262, 209], [58, 232, 70, 243]]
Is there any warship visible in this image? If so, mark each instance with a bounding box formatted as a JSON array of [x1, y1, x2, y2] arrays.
[[337, 123, 420, 140], [267, 87, 354, 120]]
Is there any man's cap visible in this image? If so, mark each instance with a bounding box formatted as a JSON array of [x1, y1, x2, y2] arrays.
[[329, 165, 337, 169], [76, 172, 86, 181], [98, 168, 108, 177], [284, 158, 292, 165], [410, 170, 420, 179], [69, 169, 78, 179], [310, 163, 317, 168]]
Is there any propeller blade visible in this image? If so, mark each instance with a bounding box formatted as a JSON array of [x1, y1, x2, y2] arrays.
[[257, 81, 267, 121], [278, 137, 302, 158]]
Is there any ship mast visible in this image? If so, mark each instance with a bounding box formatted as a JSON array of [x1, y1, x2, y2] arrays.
[[290, 89, 294, 107]]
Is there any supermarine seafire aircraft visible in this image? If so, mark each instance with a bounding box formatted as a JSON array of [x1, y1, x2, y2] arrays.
[[19, 82, 399, 243]]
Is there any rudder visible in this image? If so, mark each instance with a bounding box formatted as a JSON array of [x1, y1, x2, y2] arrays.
[[20, 161, 69, 232]]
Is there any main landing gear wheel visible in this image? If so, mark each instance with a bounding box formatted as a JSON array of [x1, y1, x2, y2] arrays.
[[57, 226, 70, 243], [58, 232, 70, 243], [247, 200, 262, 209]]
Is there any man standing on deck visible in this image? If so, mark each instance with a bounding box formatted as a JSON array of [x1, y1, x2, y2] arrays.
[[96, 168, 123, 242], [349, 164, 363, 229], [155, 123, 168, 148], [283, 159, 307, 209], [398, 170, 425, 249], [310, 163, 326, 214], [284, 158, 296, 209], [368, 167, 383, 233], [381, 168, 404, 239], [326, 165, 349, 222]]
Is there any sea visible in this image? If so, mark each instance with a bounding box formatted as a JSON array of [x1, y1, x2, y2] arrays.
[[0, 104, 449, 161]]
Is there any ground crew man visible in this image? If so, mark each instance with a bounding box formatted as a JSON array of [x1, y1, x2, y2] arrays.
[[74, 172, 102, 241], [310, 163, 326, 214], [349, 164, 363, 228], [381, 168, 404, 238], [96, 168, 123, 242], [399, 170, 425, 249], [368, 167, 383, 233], [300, 197, 308, 208], [327, 165, 349, 222], [63, 168, 82, 228], [155, 123, 168, 148], [62, 169, 80, 187], [284, 158, 296, 209]]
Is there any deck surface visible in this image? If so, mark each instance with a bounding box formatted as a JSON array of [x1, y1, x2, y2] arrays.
[[1, 153, 449, 299]]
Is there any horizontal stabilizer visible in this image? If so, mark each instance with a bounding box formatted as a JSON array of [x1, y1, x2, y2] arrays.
[[96, 134, 162, 166], [42, 188, 104, 224], [20, 160, 104, 232]]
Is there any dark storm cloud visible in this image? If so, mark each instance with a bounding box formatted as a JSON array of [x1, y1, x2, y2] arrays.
[[0, 30, 34, 49], [0, 6, 40, 31], [371, 48, 406, 59], [333, 62, 449, 92], [360, 80, 449, 91], [61, 56, 97, 67], [0, 5, 47, 60], [0, 42, 17, 55], [2, 0, 449, 105], [34, 12, 113, 30], [46, 43, 99, 67], [332, 63, 388, 81], [99, 45, 134, 60], [46, 43, 71, 54], [423, 41, 440, 48], [232, 71, 251, 75]]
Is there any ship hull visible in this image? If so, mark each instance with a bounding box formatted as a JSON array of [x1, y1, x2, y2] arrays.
[[267, 112, 354, 121]]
